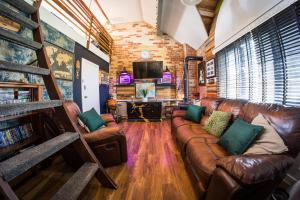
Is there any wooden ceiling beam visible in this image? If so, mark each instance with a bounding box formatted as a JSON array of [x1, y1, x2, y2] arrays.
[[198, 7, 214, 18]]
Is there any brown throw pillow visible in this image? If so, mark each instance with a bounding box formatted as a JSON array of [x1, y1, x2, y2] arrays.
[[244, 113, 288, 155]]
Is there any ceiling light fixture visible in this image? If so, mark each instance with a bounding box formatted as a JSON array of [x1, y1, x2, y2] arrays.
[[180, 0, 202, 6]]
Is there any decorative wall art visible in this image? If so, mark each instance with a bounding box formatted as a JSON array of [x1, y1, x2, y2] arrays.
[[41, 22, 75, 52], [0, 13, 76, 100], [135, 83, 156, 98], [99, 70, 109, 85], [57, 79, 73, 100], [76, 60, 81, 80], [206, 59, 215, 78], [198, 62, 206, 86], [45, 42, 74, 80]]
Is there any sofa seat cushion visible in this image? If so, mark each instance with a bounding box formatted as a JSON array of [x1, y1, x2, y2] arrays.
[[83, 125, 122, 144], [176, 125, 218, 152], [186, 138, 229, 188], [172, 116, 195, 130]]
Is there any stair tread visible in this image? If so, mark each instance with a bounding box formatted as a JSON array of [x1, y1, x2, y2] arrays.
[[0, 1, 39, 30], [0, 60, 49, 75], [51, 162, 98, 200], [0, 132, 80, 182], [2, 0, 37, 15], [0, 28, 42, 50], [0, 100, 63, 117]]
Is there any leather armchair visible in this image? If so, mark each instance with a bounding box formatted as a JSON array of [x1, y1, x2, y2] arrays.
[[64, 101, 128, 167]]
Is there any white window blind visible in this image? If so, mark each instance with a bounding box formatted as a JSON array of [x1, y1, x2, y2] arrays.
[[217, 1, 300, 107]]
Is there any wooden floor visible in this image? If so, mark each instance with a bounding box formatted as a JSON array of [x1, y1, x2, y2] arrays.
[[14, 120, 197, 200]]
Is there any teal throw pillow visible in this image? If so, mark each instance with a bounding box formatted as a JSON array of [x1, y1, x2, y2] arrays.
[[204, 111, 231, 137], [184, 105, 206, 123], [78, 108, 106, 132], [218, 118, 264, 155]]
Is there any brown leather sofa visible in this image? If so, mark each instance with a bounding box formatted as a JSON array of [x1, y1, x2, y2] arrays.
[[171, 97, 300, 200], [65, 101, 127, 167]]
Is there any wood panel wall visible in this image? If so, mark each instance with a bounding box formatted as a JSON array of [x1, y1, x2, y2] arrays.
[[197, 1, 222, 99]]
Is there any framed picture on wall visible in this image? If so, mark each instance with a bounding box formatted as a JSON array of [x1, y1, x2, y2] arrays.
[[206, 59, 215, 78], [135, 83, 156, 98], [198, 62, 206, 86]]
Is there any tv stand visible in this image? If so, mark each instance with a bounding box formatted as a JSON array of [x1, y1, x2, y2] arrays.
[[126, 102, 162, 122]]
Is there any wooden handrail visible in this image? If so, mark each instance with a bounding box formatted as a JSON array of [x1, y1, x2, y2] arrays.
[[46, 0, 112, 55]]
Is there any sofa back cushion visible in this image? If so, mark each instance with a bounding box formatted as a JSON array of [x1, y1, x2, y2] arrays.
[[240, 102, 300, 157], [200, 98, 223, 116], [64, 101, 87, 134], [217, 99, 247, 120]]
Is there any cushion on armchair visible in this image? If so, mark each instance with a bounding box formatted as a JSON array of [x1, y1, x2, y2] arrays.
[[78, 108, 106, 132]]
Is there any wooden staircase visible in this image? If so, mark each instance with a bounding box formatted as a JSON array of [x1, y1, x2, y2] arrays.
[[0, 0, 117, 199]]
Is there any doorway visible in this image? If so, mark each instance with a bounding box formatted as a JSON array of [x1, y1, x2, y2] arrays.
[[81, 58, 100, 114]]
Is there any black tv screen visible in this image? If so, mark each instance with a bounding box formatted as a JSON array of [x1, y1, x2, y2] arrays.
[[133, 61, 163, 79]]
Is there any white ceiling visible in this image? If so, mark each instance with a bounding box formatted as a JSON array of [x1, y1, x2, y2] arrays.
[[99, 0, 207, 49], [160, 0, 208, 49], [98, 0, 158, 27]]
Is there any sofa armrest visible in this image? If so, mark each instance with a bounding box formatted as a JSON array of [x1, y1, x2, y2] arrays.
[[101, 113, 115, 123], [216, 154, 294, 185], [172, 110, 187, 118], [83, 126, 122, 143]]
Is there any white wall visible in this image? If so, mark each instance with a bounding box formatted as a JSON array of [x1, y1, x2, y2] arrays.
[[140, 0, 158, 27], [214, 0, 296, 53], [39, 6, 110, 62], [160, 0, 207, 50]]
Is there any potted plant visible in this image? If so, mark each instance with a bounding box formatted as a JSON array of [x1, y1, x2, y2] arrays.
[[140, 88, 148, 102]]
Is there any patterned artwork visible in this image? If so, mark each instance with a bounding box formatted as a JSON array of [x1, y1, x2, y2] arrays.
[[0, 11, 76, 100], [0, 39, 37, 83], [99, 70, 109, 85], [41, 22, 75, 53], [0, 39, 37, 66], [57, 79, 73, 100], [45, 43, 74, 80], [42, 80, 73, 100], [135, 83, 156, 98]]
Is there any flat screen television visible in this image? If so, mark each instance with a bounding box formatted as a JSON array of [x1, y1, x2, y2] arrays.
[[133, 61, 163, 79]]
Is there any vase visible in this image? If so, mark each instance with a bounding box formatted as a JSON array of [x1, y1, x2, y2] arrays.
[[142, 97, 148, 102]]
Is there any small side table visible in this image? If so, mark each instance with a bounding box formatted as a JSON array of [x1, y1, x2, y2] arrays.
[[164, 105, 177, 118]]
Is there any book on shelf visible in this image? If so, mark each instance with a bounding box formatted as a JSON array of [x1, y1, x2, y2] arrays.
[[0, 124, 34, 148]]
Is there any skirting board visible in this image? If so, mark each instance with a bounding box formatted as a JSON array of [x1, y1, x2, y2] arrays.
[[283, 174, 298, 186]]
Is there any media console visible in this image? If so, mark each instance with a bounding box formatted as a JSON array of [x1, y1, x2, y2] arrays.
[[126, 102, 162, 122]]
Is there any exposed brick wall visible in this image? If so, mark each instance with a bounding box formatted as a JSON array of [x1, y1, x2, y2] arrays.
[[108, 22, 198, 100], [184, 44, 199, 99]]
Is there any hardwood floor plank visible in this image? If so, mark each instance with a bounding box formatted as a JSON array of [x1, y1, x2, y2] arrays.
[[12, 120, 197, 200]]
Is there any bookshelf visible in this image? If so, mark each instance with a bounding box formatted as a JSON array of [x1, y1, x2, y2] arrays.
[[0, 82, 43, 160], [0, 82, 43, 103]]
